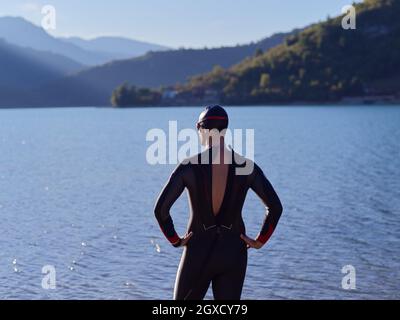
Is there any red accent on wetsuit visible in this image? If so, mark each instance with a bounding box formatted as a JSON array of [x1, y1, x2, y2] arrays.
[[256, 224, 275, 244], [202, 116, 227, 121], [159, 226, 180, 244]]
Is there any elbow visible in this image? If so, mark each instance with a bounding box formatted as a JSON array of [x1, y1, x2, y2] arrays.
[[278, 201, 283, 216], [274, 200, 283, 218]]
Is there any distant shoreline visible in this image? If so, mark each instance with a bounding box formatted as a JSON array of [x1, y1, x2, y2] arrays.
[[1, 102, 400, 110]]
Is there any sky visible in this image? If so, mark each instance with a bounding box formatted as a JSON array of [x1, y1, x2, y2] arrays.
[[0, 0, 362, 48]]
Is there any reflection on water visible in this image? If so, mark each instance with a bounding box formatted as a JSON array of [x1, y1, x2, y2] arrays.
[[0, 106, 399, 299]]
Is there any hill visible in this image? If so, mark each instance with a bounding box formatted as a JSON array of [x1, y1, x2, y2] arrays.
[[62, 36, 170, 61], [36, 30, 298, 107], [0, 39, 85, 107], [0, 17, 167, 66], [169, 0, 400, 105]]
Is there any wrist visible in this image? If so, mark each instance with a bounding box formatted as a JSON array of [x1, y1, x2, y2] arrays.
[[172, 238, 182, 247], [167, 232, 180, 245], [256, 233, 268, 245], [257, 224, 275, 245]]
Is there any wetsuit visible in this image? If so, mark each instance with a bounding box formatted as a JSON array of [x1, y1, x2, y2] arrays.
[[154, 149, 283, 300]]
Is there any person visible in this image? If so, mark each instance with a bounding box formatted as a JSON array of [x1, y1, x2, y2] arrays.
[[154, 105, 283, 300]]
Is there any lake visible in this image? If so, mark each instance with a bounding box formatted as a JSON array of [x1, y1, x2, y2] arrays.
[[0, 105, 399, 299]]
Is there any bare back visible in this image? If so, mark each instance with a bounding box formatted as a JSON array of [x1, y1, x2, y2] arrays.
[[211, 148, 229, 216]]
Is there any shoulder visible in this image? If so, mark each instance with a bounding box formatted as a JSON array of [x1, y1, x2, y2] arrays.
[[180, 153, 201, 166], [231, 150, 261, 177], [172, 153, 199, 174]]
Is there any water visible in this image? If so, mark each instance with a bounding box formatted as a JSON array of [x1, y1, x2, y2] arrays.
[[0, 106, 399, 300]]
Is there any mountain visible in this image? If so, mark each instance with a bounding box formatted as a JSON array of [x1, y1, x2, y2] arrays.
[[0, 38, 83, 84], [0, 39, 83, 88], [169, 0, 400, 105], [0, 17, 167, 66], [0, 39, 84, 106], [35, 30, 298, 107], [0, 16, 101, 66], [62, 36, 170, 61]]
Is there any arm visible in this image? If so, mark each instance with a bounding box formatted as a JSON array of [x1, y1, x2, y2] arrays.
[[154, 164, 186, 247], [249, 164, 283, 246]]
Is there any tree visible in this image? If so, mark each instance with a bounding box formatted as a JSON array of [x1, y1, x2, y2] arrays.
[[254, 48, 263, 57], [111, 83, 135, 107], [259, 73, 270, 88], [111, 83, 162, 107]]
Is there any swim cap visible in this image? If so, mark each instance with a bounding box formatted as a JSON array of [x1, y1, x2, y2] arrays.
[[197, 105, 229, 131]]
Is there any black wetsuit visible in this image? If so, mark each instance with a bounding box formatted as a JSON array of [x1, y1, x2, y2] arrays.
[[154, 149, 283, 300]]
